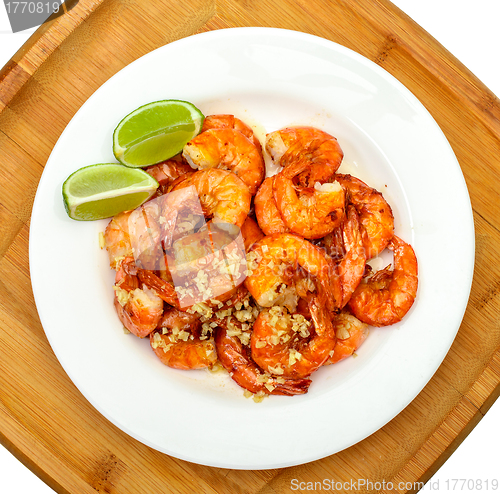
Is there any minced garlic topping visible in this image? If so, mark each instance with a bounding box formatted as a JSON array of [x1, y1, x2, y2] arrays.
[[114, 286, 130, 307], [288, 348, 303, 366], [267, 364, 284, 375], [266, 306, 311, 338], [151, 332, 174, 353], [98, 231, 106, 249], [252, 391, 268, 403]]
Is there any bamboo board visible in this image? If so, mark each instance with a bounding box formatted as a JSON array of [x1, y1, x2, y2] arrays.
[[1, 0, 500, 492]]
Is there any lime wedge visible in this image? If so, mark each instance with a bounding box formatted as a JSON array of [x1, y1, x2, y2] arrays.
[[113, 99, 204, 167], [62, 163, 159, 220]]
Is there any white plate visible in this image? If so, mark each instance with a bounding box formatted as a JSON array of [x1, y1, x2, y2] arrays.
[[29, 27, 474, 469]]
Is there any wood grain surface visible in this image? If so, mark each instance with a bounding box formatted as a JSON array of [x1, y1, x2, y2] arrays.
[[1, 0, 499, 493]]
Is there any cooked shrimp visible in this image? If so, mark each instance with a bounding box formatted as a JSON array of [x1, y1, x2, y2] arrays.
[[250, 296, 336, 379], [324, 312, 369, 364], [319, 228, 345, 262], [348, 236, 418, 326], [169, 168, 251, 229], [139, 227, 246, 311], [254, 176, 289, 236], [201, 114, 263, 152], [104, 202, 164, 271], [335, 174, 394, 259], [182, 128, 265, 194], [265, 127, 343, 186], [113, 257, 163, 338], [240, 216, 265, 251], [215, 327, 311, 395], [215, 283, 250, 311], [127, 200, 164, 270], [150, 308, 217, 370], [335, 205, 367, 308], [145, 158, 193, 196], [166, 224, 247, 308], [136, 269, 180, 308], [273, 161, 345, 239], [244, 233, 341, 312], [104, 210, 133, 268]]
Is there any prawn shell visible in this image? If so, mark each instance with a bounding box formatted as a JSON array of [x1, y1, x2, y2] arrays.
[[244, 233, 342, 312], [324, 312, 369, 364], [112, 257, 164, 338], [104, 211, 133, 269], [348, 236, 418, 326], [250, 299, 337, 379], [240, 216, 265, 252], [265, 126, 344, 186], [151, 331, 217, 370], [113, 295, 162, 338], [137, 269, 180, 308], [128, 200, 164, 270], [214, 327, 312, 395], [113, 280, 164, 339], [164, 223, 247, 308], [145, 158, 193, 197], [182, 128, 265, 195], [336, 205, 367, 308], [335, 174, 395, 259], [254, 176, 290, 236], [201, 114, 263, 154], [170, 168, 251, 228], [273, 171, 346, 239]]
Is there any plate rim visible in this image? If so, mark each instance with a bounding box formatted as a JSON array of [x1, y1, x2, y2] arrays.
[[29, 26, 475, 469]]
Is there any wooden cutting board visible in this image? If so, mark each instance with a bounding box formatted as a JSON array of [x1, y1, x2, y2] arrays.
[[1, 0, 499, 492]]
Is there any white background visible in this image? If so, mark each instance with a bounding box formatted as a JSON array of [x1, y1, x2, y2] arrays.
[[0, 1, 499, 492]]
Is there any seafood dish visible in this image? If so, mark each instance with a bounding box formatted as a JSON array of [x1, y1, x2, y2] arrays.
[[102, 114, 418, 401]]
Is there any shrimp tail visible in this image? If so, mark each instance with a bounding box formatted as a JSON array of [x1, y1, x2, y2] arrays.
[[137, 269, 180, 308], [347, 236, 418, 326], [214, 328, 311, 396], [272, 377, 312, 396], [308, 296, 335, 338], [281, 155, 310, 179]]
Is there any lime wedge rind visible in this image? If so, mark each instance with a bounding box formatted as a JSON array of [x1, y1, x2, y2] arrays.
[[62, 163, 159, 221], [112, 99, 204, 168]]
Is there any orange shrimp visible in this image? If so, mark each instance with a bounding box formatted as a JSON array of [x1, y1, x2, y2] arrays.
[[273, 161, 345, 239], [214, 327, 311, 396], [150, 308, 217, 370], [240, 216, 265, 251], [319, 229, 345, 261], [146, 222, 245, 311], [113, 257, 163, 338], [254, 176, 289, 236], [145, 158, 193, 197], [136, 269, 180, 308], [102, 206, 204, 309], [324, 312, 369, 364], [127, 200, 164, 270], [348, 236, 418, 327], [104, 202, 164, 271], [250, 296, 336, 379], [334, 205, 367, 308], [335, 174, 394, 259], [244, 233, 341, 313], [164, 223, 247, 309], [265, 126, 343, 186], [169, 169, 251, 230], [104, 210, 133, 268], [201, 114, 263, 153], [182, 128, 265, 194]]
